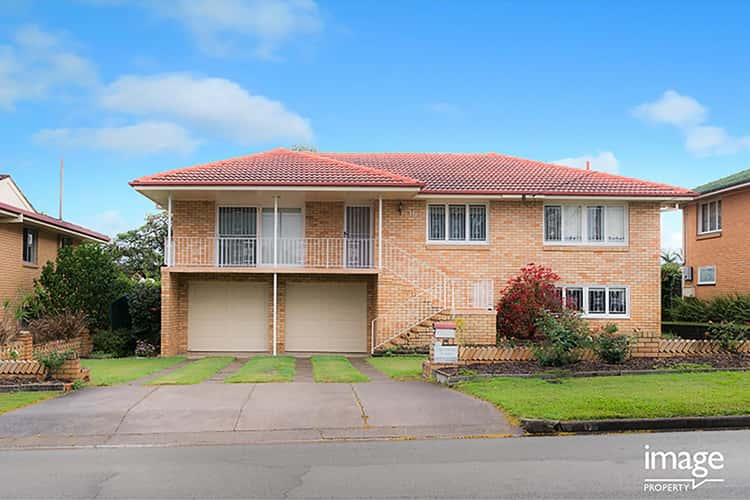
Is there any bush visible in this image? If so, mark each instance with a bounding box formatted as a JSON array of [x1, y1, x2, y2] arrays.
[[27, 311, 88, 344], [667, 294, 750, 324], [591, 323, 631, 364], [92, 329, 134, 358], [661, 262, 682, 314], [533, 309, 590, 367], [134, 339, 157, 357], [707, 322, 750, 353], [31, 243, 130, 330], [34, 349, 76, 372], [496, 263, 563, 340], [128, 280, 161, 347]]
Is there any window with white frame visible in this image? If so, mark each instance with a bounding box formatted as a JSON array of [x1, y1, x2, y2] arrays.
[[22, 227, 37, 264], [427, 203, 487, 243], [697, 266, 716, 285], [544, 204, 627, 245], [557, 285, 629, 317], [698, 200, 721, 234]]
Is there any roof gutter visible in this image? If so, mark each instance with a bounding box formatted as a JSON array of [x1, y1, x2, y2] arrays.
[[415, 194, 697, 202]]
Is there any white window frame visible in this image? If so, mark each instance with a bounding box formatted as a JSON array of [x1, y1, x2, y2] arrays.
[[543, 202, 628, 246], [426, 202, 489, 245], [557, 284, 631, 319], [697, 265, 717, 285], [22, 227, 38, 264], [698, 200, 722, 235]]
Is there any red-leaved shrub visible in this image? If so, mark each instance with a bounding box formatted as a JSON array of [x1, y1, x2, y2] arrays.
[[496, 263, 563, 339]]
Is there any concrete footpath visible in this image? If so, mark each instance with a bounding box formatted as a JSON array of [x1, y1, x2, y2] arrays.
[[0, 379, 519, 448]]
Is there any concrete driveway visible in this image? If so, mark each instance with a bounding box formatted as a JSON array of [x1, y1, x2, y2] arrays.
[[0, 376, 518, 448]]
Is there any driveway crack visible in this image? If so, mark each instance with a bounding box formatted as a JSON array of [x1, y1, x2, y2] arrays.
[[350, 384, 369, 428], [233, 384, 257, 431], [111, 386, 158, 437]]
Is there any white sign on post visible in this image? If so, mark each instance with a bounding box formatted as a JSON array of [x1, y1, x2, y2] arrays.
[[433, 342, 458, 363]]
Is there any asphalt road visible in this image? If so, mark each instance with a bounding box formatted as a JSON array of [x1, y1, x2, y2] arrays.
[[1, 430, 748, 499]]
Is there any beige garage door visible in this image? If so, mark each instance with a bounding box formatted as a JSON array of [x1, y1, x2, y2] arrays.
[[286, 282, 367, 353], [188, 281, 268, 352]]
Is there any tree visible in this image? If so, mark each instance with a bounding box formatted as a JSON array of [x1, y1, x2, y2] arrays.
[[661, 262, 683, 315], [32, 243, 129, 330], [660, 249, 683, 265], [496, 263, 564, 340], [111, 212, 167, 280], [290, 144, 318, 152]]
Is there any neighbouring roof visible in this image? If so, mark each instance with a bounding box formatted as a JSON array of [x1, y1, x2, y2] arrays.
[[0, 201, 109, 242], [0, 174, 8, 180], [131, 148, 696, 198], [694, 168, 750, 195]]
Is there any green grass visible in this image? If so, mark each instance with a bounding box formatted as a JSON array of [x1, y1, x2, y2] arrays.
[[457, 371, 750, 420], [0, 391, 59, 415], [225, 356, 296, 383], [81, 357, 186, 386], [148, 357, 234, 385], [311, 355, 369, 383], [367, 355, 426, 380]]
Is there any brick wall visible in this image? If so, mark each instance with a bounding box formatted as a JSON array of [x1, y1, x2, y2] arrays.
[[0, 224, 62, 322], [683, 187, 750, 299], [164, 198, 662, 353]]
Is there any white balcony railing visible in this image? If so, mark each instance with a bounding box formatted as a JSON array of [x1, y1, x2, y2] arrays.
[[167, 237, 376, 270]]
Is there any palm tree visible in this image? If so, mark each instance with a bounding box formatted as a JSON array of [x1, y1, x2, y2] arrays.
[[661, 249, 683, 265]]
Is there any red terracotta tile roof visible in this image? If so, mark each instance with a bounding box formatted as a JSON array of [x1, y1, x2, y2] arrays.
[[320, 152, 696, 197], [0, 201, 109, 242], [130, 149, 424, 188], [131, 148, 696, 198]]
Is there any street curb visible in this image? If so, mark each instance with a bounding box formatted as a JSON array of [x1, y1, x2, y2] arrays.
[[521, 415, 750, 434]]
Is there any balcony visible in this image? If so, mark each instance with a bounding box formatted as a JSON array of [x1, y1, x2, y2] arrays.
[[166, 237, 377, 273]]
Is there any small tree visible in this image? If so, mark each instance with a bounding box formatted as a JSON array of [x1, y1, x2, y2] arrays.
[[496, 263, 563, 340], [32, 243, 129, 330], [110, 212, 167, 280], [128, 280, 161, 347], [661, 261, 682, 316]]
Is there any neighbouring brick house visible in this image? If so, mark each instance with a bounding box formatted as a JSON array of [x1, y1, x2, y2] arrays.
[[130, 149, 696, 356], [682, 168, 750, 299], [0, 175, 109, 321]]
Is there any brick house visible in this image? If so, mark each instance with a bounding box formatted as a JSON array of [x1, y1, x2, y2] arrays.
[[682, 168, 750, 299], [0, 174, 109, 320], [130, 149, 695, 356]]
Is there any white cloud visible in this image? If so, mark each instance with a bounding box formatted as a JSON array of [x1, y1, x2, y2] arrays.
[[0, 24, 97, 109], [553, 151, 619, 174], [33, 121, 199, 155], [143, 0, 322, 59], [99, 73, 313, 144], [633, 90, 750, 157], [83, 210, 130, 237], [632, 90, 706, 128]]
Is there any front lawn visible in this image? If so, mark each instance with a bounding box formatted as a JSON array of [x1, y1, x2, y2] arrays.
[[81, 357, 186, 386], [311, 355, 369, 383], [457, 371, 750, 420], [0, 391, 59, 415], [149, 357, 234, 385], [225, 356, 296, 383], [367, 355, 426, 380]]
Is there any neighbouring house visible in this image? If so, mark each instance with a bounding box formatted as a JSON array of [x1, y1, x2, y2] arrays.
[[0, 174, 109, 320], [130, 149, 696, 355], [682, 168, 750, 299]]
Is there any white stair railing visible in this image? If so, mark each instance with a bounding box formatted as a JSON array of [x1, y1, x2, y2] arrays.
[[371, 241, 495, 352]]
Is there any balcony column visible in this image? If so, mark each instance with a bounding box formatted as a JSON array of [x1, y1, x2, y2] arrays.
[[378, 196, 383, 269], [166, 193, 173, 266], [273, 195, 279, 356]]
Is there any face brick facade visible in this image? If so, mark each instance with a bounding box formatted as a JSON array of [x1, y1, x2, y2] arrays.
[[682, 186, 750, 299], [161, 198, 662, 355]]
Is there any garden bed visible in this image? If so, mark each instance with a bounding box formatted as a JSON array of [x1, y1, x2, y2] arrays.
[[435, 353, 750, 382], [0, 378, 71, 392]]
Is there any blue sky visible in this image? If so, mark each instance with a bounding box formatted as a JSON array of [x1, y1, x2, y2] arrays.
[[1, 1, 749, 248]]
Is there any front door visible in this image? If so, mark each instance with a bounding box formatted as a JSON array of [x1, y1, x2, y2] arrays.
[[260, 208, 304, 266], [344, 205, 372, 268], [217, 207, 257, 267]]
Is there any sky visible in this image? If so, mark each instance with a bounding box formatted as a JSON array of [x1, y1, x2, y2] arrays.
[[1, 0, 749, 248]]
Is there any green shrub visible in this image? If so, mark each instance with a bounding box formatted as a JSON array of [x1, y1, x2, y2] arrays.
[[707, 322, 750, 353], [128, 280, 161, 347], [34, 349, 76, 372], [92, 329, 134, 358], [533, 310, 590, 367], [592, 324, 631, 364], [668, 294, 750, 324]]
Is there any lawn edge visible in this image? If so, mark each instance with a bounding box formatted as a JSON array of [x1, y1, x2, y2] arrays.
[[522, 415, 750, 434]]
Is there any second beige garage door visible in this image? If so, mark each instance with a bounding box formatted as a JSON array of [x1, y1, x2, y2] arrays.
[[285, 282, 367, 353], [188, 281, 268, 352]]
